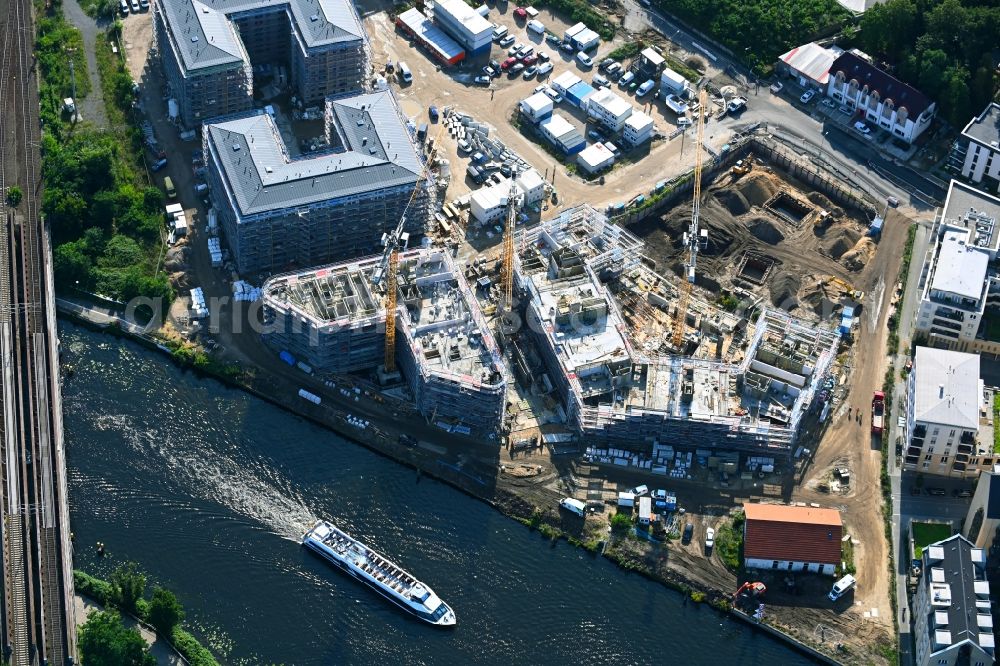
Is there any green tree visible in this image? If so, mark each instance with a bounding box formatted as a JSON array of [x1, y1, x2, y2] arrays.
[[78, 610, 155, 666], [147, 587, 185, 636], [917, 49, 950, 99], [941, 65, 972, 126], [5, 186, 22, 207], [109, 562, 145, 615], [859, 0, 917, 62], [53, 240, 92, 287]]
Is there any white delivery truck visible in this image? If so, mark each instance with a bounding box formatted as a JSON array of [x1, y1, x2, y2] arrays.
[[559, 497, 587, 516], [828, 574, 856, 601]]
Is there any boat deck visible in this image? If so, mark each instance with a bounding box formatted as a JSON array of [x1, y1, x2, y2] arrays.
[[319, 527, 423, 598]]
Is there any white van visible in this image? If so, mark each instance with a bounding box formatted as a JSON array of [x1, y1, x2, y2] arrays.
[[828, 574, 856, 601], [398, 62, 412, 84], [527, 19, 545, 34], [559, 497, 587, 516], [492, 25, 508, 41]]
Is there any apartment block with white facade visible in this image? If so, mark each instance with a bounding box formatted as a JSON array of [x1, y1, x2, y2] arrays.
[[912, 534, 995, 666], [903, 347, 988, 479], [915, 181, 1000, 354], [826, 51, 935, 144], [953, 103, 1000, 195]]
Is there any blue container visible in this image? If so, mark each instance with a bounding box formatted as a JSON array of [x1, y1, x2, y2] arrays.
[[279, 350, 296, 366]]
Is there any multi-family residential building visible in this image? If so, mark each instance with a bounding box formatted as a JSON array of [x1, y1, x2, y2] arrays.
[[915, 181, 1000, 353], [964, 463, 1000, 554], [912, 534, 995, 666], [952, 103, 1000, 195], [826, 51, 935, 144], [903, 346, 988, 479], [153, 0, 368, 129], [203, 91, 433, 275]]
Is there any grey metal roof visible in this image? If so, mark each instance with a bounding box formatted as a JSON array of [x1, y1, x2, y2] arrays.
[[963, 103, 1000, 149], [921, 534, 992, 655], [207, 91, 423, 217], [158, 0, 364, 74]]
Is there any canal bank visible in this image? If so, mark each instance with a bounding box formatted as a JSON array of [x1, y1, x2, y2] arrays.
[[58, 312, 832, 663]]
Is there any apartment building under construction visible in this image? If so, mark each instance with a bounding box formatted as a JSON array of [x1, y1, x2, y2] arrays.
[[516, 206, 839, 457], [204, 91, 434, 274], [261, 248, 507, 435], [153, 0, 368, 128]]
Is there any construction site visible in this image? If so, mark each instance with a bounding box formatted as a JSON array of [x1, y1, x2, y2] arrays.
[[484, 205, 840, 462], [261, 247, 506, 436], [631, 152, 881, 320]]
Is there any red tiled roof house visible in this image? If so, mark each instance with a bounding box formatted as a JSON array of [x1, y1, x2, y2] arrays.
[[743, 504, 843, 576]]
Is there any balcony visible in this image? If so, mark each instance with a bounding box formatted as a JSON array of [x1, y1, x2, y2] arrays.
[[908, 446, 924, 457], [906, 455, 921, 466], [931, 327, 960, 340], [961, 431, 976, 444], [958, 443, 974, 454], [956, 453, 970, 463], [934, 308, 965, 323], [953, 462, 968, 472], [931, 317, 963, 332], [914, 425, 927, 438]]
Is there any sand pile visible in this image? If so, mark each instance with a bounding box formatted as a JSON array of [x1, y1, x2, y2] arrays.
[[714, 189, 750, 216], [163, 246, 189, 272], [769, 272, 801, 308], [747, 217, 785, 245], [841, 238, 876, 271], [738, 172, 780, 207]]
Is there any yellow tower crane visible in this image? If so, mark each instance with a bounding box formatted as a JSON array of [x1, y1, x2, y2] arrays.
[[499, 174, 520, 314], [373, 119, 449, 373], [672, 88, 708, 349]]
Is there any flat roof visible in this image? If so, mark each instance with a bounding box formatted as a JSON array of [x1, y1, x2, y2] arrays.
[[779, 42, 838, 85], [962, 103, 1000, 149], [577, 142, 614, 168], [941, 180, 1000, 252], [930, 229, 989, 300], [434, 0, 493, 35], [206, 91, 423, 217], [397, 8, 465, 61], [541, 113, 577, 140], [158, 0, 365, 74], [625, 111, 654, 131], [521, 92, 553, 113], [640, 47, 664, 66], [660, 67, 687, 88], [588, 89, 632, 118], [552, 70, 582, 92], [913, 346, 980, 430], [470, 177, 513, 210]]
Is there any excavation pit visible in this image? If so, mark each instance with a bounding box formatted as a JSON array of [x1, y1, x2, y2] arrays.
[[737, 253, 775, 285]]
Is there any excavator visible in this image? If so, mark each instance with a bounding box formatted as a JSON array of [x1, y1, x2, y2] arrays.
[[733, 581, 767, 600], [731, 154, 754, 179]]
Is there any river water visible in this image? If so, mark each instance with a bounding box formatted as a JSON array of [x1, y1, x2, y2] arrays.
[[61, 323, 812, 665]]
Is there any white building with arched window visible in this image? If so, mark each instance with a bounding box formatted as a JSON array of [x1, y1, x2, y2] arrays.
[[826, 51, 936, 144]]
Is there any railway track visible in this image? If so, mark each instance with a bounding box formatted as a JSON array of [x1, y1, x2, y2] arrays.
[[0, 0, 79, 661]]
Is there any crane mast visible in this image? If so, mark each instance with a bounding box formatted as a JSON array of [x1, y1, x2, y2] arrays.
[[672, 88, 708, 349], [499, 174, 519, 314]]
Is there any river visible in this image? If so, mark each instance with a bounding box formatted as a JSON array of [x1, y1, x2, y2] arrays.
[[61, 322, 813, 665]]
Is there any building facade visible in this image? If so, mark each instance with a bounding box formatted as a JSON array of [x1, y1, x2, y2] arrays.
[[826, 51, 935, 144], [586, 89, 632, 132], [964, 464, 1000, 555], [204, 91, 433, 275], [623, 111, 654, 146], [903, 346, 987, 479], [742, 504, 842, 575], [953, 103, 1000, 195], [262, 248, 506, 436], [913, 535, 995, 666], [915, 181, 1000, 354], [153, 0, 368, 129]]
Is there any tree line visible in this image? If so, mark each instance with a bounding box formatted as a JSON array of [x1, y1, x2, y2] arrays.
[[856, 0, 999, 126]]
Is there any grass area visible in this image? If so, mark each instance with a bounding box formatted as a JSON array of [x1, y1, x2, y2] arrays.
[[608, 42, 644, 61], [35, 12, 91, 129], [35, 10, 173, 309], [911, 521, 953, 560], [714, 510, 744, 572], [839, 538, 856, 576]]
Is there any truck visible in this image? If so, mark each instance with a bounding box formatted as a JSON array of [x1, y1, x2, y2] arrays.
[[559, 497, 587, 516], [871, 391, 885, 435]]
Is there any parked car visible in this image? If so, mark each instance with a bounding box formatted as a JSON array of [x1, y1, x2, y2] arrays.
[[119, 0, 128, 14], [534, 84, 549, 95], [854, 121, 872, 134], [887, 196, 900, 207], [561, 42, 575, 53], [952, 489, 973, 498], [587, 130, 604, 142], [606, 62, 622, 76], [705, 527, 715, 550], [483, 65, 497, 77], [501, 57, 517, 70], [474, 75, 491, 85], [457, 139, 471, 152], [677, 115, 692, 127], [128, 0, 139, 13], [618, 71, 635, 87], [537, 62, 554, 77], [598, 58, 614, 72], [523, 65, 538, 79], [926, 487, 947, 496], [510, 63, 525, 75], [513, 6, 527, 18], [526, 19, 545, 35], [576, 52, 593, 68], [508, 42, 524, 56], [428, 105, 439, 122], [538, 51, 550, 62], [517, 47, 534, 60], [492, 25, 508, 42], [800, 90, 816, 104], [546, 34, 561, 46], [593, 74, 609, 88], [543, 85, 561, 102], [521, 54, 538, 66], [820, 98, 836, 109], [138, 0, 148, 10], [151, 158, 167, 172], [769, 81, 783, 94], [498, 35, 516, 48], [636, 79, 656, 97], [682, 523, 694, 544]]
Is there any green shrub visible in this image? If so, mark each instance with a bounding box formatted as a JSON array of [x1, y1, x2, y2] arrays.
[[109, 562, 146, 615], [171, 628, 220, 666], [79, 610, 155, 666], [610, 512, 633, 532], [74, 570, 114, 605], [5, 186, 22, 207]]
